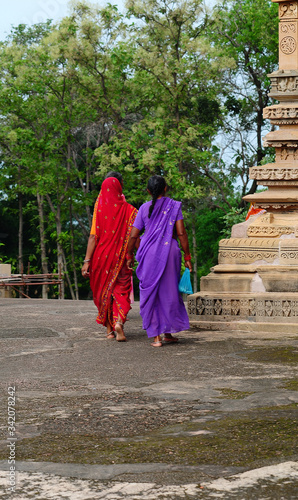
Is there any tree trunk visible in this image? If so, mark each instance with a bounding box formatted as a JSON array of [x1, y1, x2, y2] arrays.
[[56, 205, 65, 299], [70, 203, 79, 300], [62, 251, 76, 300], [18, 191, 24, 298], [192, 213, 198, 293], [18, 163, 23, 281], [18, 191, 23, 276], [37, 192, 49, 299]]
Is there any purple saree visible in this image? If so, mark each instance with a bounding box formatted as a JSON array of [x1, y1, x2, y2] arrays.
[[134, 197, 190, 338]]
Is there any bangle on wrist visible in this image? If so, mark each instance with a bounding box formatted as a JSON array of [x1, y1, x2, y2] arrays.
[[126, 253, 133, 260], [184, 254, 191, 261], [84, 259, 91, 263]]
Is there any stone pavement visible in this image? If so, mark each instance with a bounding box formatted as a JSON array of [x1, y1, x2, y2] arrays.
[[0, 298, 297, 499]]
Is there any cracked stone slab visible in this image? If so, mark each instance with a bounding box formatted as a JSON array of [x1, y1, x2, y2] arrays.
[[0, 462, 297, 499], [0, 461, 244, 481], [139, 379, 298, 411]]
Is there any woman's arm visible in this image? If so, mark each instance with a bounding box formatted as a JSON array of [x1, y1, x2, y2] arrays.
[[126, 227, 140, 270], [81, 234, 96, 278], [175, 219, 193, 272]]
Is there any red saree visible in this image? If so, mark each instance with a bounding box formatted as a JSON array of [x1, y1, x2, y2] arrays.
[[89, 177, 137, 328]]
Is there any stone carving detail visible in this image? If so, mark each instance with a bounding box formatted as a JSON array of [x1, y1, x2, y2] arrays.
[[291, 301, 298, 316], [196, 298, 205, 315], [264, 137, 298, 147], [265, 300, 274, 316], [279, 3, 298, 19], [282, 300, 291, 316], [220, 238, 278, 247], [188, 297, 196, 315], [280, 250, 298, 259], [231, 300, 240, 316], [264, 106, 298, 119], [219, 250, 278, 261], [281, 148, 289, 159], [222, 299, 231, 315], [262, 180, 298, 185], [249, 299, 256, 316], [255, 203, 297, 210], [214, 299, 222, 315], [191, 296, 298, 319], [268, 119, 298, 125], [278, 76, 298, 91], [219, 239, 279, 263], [205, 299, 214, 315], [270, 75, 298, 93], [281, 22, 297, 33], [247, 225, 294, 237], [240, 299, 249, 316], [273, 300, 283, 317], [275, 148, 298, 161], [250, 167, 298, 180], [256, 300, 264, 316], [280, 36, 296, 54]]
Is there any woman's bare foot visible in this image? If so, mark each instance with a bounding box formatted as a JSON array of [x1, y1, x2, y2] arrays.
[[115, 322, 127, 342], [105, 319, 115, 339], [163, 334, 178, 343], [151, 335, 162, 347], [106, 332, 116, 339]]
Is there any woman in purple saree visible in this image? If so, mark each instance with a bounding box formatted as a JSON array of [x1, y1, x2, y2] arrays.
[[126, 175, 192, 347]]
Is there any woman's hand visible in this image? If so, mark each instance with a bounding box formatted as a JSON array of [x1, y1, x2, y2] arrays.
[[185, 260, 193, 273], [81, 262, 90, 278], [126, 228, 140, 269], [127, 257, 134, 270], [81, 235, 95, 279], [176, 220, 193, 273]]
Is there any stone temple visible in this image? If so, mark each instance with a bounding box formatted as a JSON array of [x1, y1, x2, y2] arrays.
[[188, 0, 298, 332]]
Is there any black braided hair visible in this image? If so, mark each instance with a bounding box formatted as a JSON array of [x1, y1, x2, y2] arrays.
[[105, 171, 123, 184], [147, 175, 167, 219]]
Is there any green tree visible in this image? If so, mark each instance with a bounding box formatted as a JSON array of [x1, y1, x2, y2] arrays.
[[210, 0, 279, 201]]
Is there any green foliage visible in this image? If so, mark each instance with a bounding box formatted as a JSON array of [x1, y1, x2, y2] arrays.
[[7, 21, 54, 45], [221, 207, 247, 239], [195, 208, 226, 280]]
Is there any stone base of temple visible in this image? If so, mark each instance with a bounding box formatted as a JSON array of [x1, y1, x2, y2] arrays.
[[187, 292, 298, 333], [187, 212, 298, 332]]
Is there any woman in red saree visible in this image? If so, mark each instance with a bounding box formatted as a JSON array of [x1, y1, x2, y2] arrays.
[[81, 175, 137, 342]]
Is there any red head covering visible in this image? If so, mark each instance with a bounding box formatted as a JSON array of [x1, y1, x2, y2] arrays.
[[90, 177, 137, 325]]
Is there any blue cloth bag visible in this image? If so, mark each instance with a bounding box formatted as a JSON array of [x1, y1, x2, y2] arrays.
[[178, 268, 193, 294]]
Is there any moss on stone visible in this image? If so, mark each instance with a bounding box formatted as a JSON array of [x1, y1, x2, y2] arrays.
[[244, 346, 298, 364], [214, 388, 254, 399], [279, 378, 298, 391]]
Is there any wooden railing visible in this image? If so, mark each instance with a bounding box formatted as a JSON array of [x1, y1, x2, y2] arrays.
[[0, 273, 63, 298]]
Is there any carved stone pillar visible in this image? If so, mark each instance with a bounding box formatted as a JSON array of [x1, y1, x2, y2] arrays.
[[243, 0, 298, 210], [187, 0, 298, 332]]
